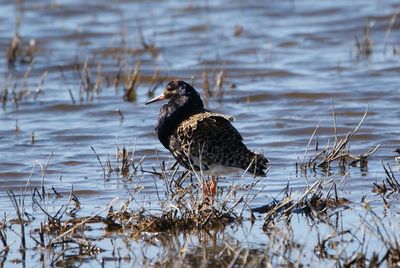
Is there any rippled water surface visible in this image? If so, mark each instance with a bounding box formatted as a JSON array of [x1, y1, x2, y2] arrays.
[[0, 0, 400, 266]]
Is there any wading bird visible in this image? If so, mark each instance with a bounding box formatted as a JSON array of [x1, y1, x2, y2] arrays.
[[146, 80, 268, 204]]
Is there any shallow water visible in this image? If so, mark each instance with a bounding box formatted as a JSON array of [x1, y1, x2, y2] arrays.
[[1, 0, 400, 266]]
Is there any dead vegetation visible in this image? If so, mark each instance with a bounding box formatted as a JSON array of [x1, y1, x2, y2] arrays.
[[197, 69, 231, 105], [0, 113, 399, 267], [384, 7, 400, 55], [355, 20, 374, 58], [1, 61, 50, 110], [355, 9, 400, 58], [372, 160, 400, 196], [2, 38, 230, 111], [2, 3, 400, 267], [256, 175, 351, 231], [298, 105, 379, 174], [123, 62, 140, 102], [347, 210, 400, 267], [0, 45, 396, 267], [7, 33, 37, 69], [0, 146, 261, 266]]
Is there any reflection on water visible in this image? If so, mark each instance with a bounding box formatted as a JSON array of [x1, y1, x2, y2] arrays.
[[0, 0, 400, 266]]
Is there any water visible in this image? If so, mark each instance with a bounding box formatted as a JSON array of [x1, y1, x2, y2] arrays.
[[0, 0, 400, 266]]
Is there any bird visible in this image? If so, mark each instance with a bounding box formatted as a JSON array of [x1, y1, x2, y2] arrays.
[[145, 80, 268, 204]]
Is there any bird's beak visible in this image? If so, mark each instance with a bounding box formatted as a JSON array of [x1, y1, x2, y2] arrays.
[[145, 93, 165, 105]]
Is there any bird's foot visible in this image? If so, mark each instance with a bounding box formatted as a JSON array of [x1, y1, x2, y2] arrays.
[[210, 176, 217, 205], [201, 181, 209, 208], [200, 177, 218, 207]]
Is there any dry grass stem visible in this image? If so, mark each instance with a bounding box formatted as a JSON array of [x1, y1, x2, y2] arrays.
[[123, 61, 140, 102]]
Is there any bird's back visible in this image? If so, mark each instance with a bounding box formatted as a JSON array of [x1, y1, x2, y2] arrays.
[[168, 112, 268, 176]]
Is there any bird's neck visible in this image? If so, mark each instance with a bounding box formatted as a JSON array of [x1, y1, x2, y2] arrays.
[[156, 97, 203, 149]]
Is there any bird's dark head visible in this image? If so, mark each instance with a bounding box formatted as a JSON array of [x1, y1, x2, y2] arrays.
[[145, 80, 202, 107], [146, 80, 204, 149]]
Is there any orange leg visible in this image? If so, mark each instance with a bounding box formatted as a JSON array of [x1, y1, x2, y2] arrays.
[[202, 180, 208, 203], [210, 176, 217, 205]]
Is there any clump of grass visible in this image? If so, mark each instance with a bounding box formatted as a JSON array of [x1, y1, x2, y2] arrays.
[[77, 58, 95, 102], [92, 143, 146, 179], [372, 160, 400, 196], [119, 146, 130, 176], [7, 33, 37, 69], [298, 106, 379, 173], [256, 175, 350, 230], [123, 61, 140, 102], [355, 20, 374, 58], [9, 147, 257, 267], [90, 146, 260, 234], [71, 58, 107, 103], [109, 201, 239, 237], [198, 70, 229, 104], [1, 61, 50, 110], [114, 143, 145, 177]]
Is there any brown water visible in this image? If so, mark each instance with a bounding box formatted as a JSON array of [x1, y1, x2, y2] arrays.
[[1, 0, 400, 266]]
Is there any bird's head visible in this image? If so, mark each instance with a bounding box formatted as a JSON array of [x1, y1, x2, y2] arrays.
[[145, 80, 201, 105]]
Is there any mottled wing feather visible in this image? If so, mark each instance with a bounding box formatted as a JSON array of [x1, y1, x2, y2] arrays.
[[170, 112, 260, 173]]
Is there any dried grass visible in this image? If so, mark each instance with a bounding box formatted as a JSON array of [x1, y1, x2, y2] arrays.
[[298, 106, 380, 173]]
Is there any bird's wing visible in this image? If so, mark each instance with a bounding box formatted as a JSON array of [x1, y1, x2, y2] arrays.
[[202, 110, 236, 122], [172, 112, 248, 171], [178, 112, 242, 143]]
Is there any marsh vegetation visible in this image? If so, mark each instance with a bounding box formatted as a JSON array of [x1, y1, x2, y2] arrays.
[[1, 0, 400, 267]]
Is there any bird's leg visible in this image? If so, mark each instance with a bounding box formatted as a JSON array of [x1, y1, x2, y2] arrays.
[[202, 178, 208, 204], [210, 176, 217, 205]]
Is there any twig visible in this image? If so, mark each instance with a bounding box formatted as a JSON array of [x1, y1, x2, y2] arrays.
[[7, 190, 25, 250], [41, 152, 54, 198], [302, 121, 321, 164], [384, 7, 400, 54], [91, 146, 106, 178], [332, 98, 338, 146], [68, 88, 76, 104]]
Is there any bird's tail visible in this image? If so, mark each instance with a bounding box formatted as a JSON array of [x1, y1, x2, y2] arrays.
[[246, 152, 269, 177]]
